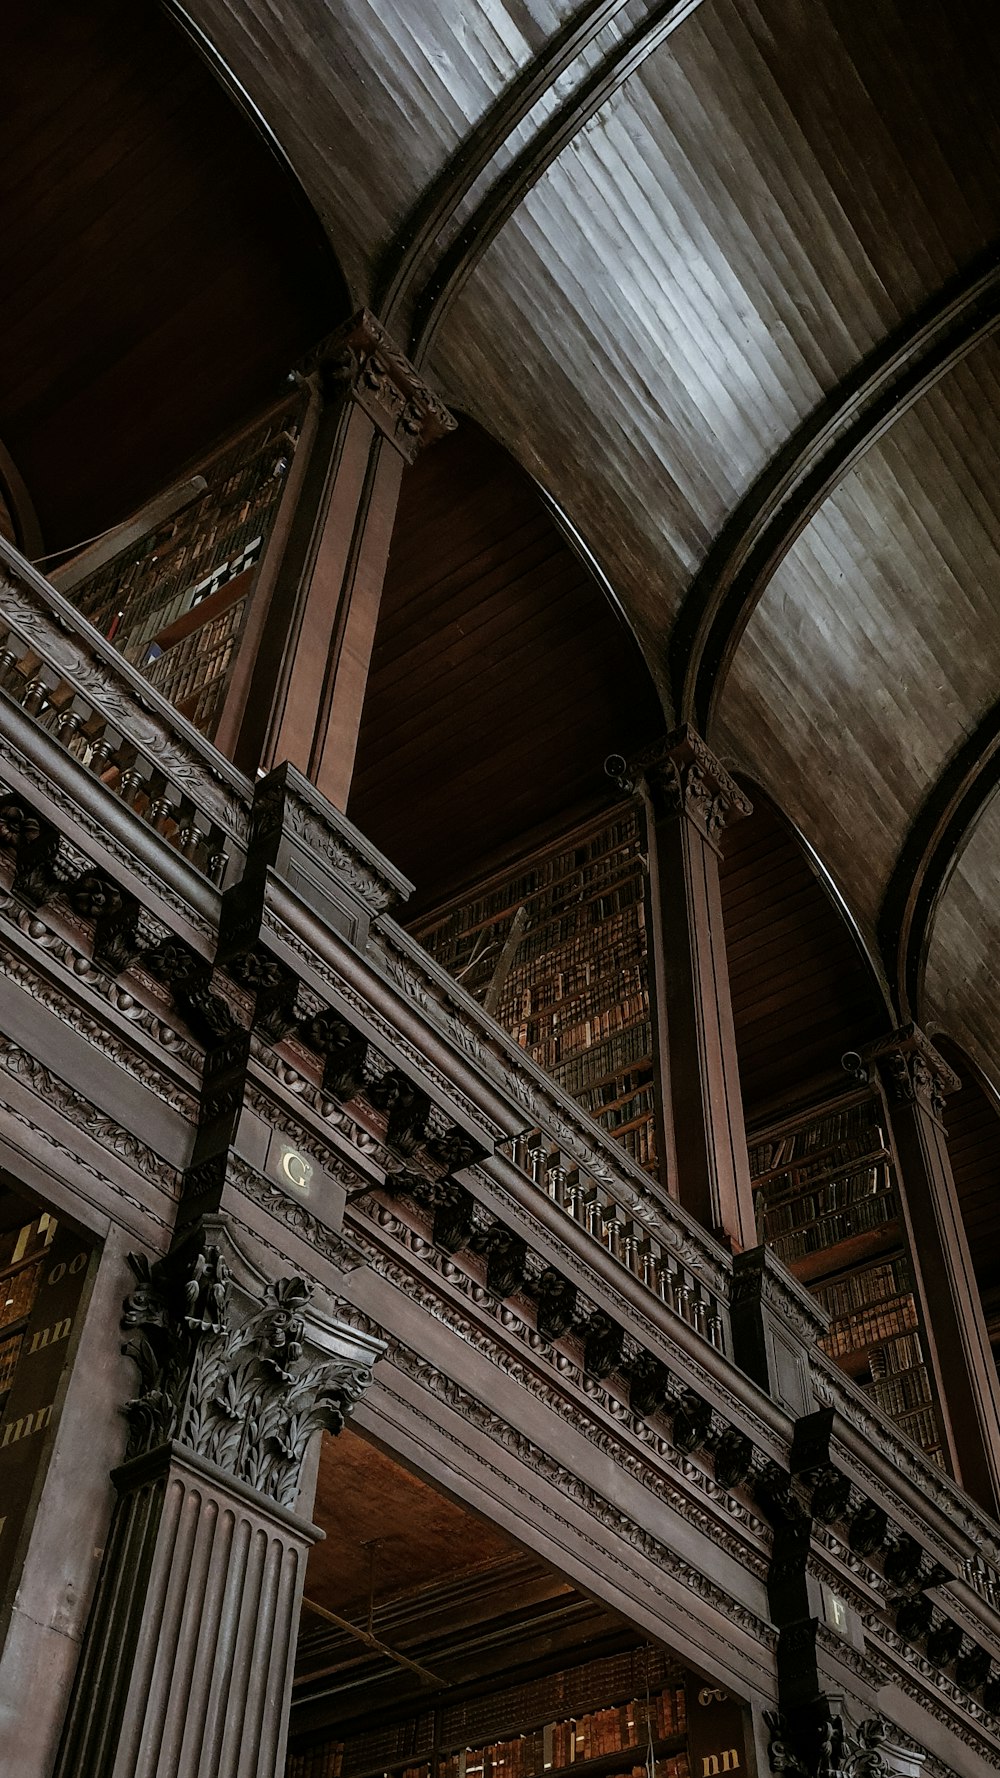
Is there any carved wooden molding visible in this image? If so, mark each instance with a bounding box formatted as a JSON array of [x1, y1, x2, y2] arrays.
[[304, 310, 455, 461], [120, 1222, 382, 1508], [863, 1024, 960, 1126], [669, 249, 1000, 731], [621, 724, 753, 847]]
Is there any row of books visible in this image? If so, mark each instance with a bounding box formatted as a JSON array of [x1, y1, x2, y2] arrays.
[[511, 995, 651, 1056], [75, 402, 299, 648], [822, 1294, 919, 1358], [811, 1255, 909, 1321], [511, 961, 647, 1019], [418, 816, 642, 938], [292, 1757, 689, 1778], [143, 595, 246, 719], [869, 1363, 933, 1418], [293, 1688, 686, 1778], [756, 1162, 891, 1236], [0, 1259, 41, 1330], [766, 1186, 899, 1262], [749, 1103, 884, 1178]]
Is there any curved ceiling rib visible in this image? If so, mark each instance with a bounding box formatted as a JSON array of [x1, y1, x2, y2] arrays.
[[402, 0, 705, 360], [375, 0, 633, 326], [878, 705, 1000, 1023], [669, 245, 1000, 729]]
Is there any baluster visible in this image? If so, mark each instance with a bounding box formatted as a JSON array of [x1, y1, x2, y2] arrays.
[[622, 1228, 643, 1275], [87, 732, 118, 781], [603, 1208, 625, 1260], [20, 677, 50, 718], [527, 1139, 546, 1187], [208, 848, 229, 886], [658, 1254, 677, 1312], [53, 707, 82, 749], [708, 1309, 725, 1352], [691, 1289, 708, 1336], [0, 638, 22, 691], [545, 1161, 566, 1205], [674, 1270, 692, 1324], [176, 819, 206, 864], [118, 763, 147, 808], [642, 1240, 660, 1293]]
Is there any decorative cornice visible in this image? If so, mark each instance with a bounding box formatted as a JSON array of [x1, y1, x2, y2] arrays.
[[120, 1226, 381, 1509], [305, 310, 456, 461], [225, 1150, 367, 1274], [250, 763, 412, 916], [864, 1025, 960, 1125], [348, 1194, 771, 1575], [624, 725, 752, 847], [360, 1324, 777, 1650]]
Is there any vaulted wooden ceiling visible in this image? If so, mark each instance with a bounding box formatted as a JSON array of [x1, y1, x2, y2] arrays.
[[176, 0, 1000, 1104], [1, 0, 346, 553], [348, 418, 662, 907]]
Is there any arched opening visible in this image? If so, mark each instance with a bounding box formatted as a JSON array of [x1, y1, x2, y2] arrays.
[[347, 417, 663, 909], [718, 783, 889, 1124]]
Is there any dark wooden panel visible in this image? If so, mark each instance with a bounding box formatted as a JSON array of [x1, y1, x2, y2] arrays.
[[0, 0, 346, 549], [937, 1039, 1000, 1322], [348, 420, 662, 906], [720, 789, 887, 1118]]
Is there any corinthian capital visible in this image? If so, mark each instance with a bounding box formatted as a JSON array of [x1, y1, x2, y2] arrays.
[[303, 310, 456, 462], [864, 1024, 960, 1126], [617, 725, 752, 846], [120, 1221, 383, 1509]]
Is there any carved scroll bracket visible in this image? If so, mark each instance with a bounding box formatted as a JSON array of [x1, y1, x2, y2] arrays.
[[305, 310, 457, 463], [120, 1219, 384, 1509]]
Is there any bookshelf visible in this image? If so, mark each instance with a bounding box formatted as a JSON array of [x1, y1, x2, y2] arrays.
[[749, 1095, 945, 1460], [288, 1648, 688, 1778], [67, 395, 305, 740], [411, 807, 657, 1175], [0, 1213, 56, 1413]]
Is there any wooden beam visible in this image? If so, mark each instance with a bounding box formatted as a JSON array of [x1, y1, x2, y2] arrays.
[[877, 698, 1000, 1022], [670, 245, 1000, 730]]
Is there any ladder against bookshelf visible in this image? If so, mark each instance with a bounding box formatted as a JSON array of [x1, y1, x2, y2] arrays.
[[749, 1095, 945, 1461], [411, 807, 658, 1174], [287, 1650, 688, 1778]]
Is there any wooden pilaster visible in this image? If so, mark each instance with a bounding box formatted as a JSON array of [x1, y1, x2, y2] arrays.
[[52, 1220, 383, 1778], [217, 311, 455, 802], [626, 727, 756, 1251], [866, 1024, 1000, 1516]]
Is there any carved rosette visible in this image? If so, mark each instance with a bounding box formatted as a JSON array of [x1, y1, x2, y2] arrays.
[[865, 1026, 960, 1126], [627, 725, 752, 848], [306, 310, 456, 463], [120, 1232, 380, 1509]]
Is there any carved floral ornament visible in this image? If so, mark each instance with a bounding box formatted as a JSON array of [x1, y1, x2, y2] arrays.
[[302, 310, 456, 463], [610, 725, 752, 846], [864, 1026, 960, 1124], [120, 1234, 381, 1509], [766, 1711, 926, 1778]]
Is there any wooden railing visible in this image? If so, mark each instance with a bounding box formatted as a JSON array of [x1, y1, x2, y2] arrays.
[[0, 538, 250, 887]]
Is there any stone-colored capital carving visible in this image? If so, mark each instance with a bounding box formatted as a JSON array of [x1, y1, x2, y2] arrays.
[[305, 309, 457, 462], [864, 1024, 960, 1126], [120, 1223, 383, 1509], [617, 725, 752, 847]]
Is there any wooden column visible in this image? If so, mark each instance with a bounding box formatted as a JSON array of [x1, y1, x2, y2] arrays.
[[53, 1221, 382, 1778], [626, 726, 756, 1251], [216, 311, 455, 802], [865, 1025, 1000, 1515]]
